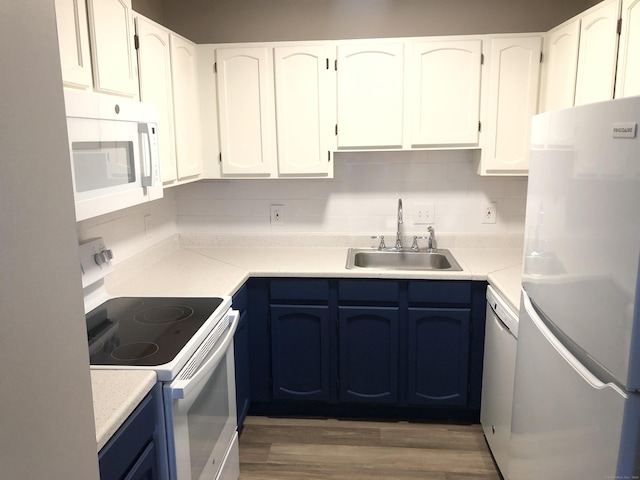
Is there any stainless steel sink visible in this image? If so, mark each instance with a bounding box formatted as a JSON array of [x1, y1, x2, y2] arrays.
[[345, 248, 462, 271]]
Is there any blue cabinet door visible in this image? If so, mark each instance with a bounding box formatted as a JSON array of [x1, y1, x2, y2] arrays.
[[270, 305, 331, 401], [407, 307, 471, 406], [338, 306, 399, 404]]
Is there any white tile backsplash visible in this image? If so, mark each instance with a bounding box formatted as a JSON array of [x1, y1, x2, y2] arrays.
[[76, 188, 179, 264], [175, 150, 528, 237], [76, 151, 527, 262]]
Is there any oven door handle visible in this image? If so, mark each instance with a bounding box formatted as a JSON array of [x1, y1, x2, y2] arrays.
[[169, 309, 239, 400]]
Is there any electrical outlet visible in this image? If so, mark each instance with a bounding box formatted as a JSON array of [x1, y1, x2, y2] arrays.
[[482, 203, 497, 224], [270, 204, 285, 225], [415, 203, 435, 225]]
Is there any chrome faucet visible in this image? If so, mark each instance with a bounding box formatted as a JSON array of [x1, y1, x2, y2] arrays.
[[395, 198, 403, 250], [427, 226, 436, 252]]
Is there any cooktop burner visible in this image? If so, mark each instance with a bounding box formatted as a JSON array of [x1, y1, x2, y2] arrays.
[[87, 297, 224, 367]]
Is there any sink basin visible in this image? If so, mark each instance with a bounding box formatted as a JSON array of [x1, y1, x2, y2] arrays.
[[345, 248, 462, 271]]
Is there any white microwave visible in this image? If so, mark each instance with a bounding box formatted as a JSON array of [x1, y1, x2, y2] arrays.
[[64, 90, 163, 221]]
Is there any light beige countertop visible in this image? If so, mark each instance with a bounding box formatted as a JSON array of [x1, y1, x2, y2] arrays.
[[96, 234, 524, 450], [91, 369, 157, 451]]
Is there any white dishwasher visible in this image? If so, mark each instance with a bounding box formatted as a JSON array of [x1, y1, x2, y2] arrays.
[[480, 285, 519, 480]]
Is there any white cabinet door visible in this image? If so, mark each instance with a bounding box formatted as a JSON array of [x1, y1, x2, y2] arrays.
[[54, 0, 92, 89], [539, 18, 581, 112], [479, 36, 542, 175], [615, 0, 640, 98], [135, 17, 177, 183], [274, 46, 334, 177], [574, 0, 621, 105], [216, 47, 275, 176], [336, 42, 405, 149], [409, 39, 481, 147], [171, 35, 203, 180], [86, 0, 138, 97]]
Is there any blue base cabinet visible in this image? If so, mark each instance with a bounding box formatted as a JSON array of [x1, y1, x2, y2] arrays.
[[270, 279, 332, 401], [246, 277, 487, 422], [99, 384, 167, 480], [232, 284, 251, 431]]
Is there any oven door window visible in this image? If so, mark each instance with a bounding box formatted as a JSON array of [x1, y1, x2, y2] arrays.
[[166, 342, 237, 480]]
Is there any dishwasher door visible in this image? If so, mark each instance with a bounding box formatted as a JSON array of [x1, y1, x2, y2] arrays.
[[480, 285, 518, 479]]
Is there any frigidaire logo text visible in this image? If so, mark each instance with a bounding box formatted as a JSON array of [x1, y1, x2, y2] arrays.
[[613, 127, 633, 133]]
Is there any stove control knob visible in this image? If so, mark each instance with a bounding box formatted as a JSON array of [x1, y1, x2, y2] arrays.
[[94, 252, 106, 265], [93, 249, 113, 266]]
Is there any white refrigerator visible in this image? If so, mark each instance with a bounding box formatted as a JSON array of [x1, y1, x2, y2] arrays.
[[511, 96, 640, 479]]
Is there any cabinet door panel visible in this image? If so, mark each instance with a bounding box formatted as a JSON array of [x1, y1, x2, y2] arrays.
[[336, 43, 404, 149], [216, 47, 274, 176], [135, 17, 177, 183], [410, 40, 481, 147], [171, 35, 203, 180], [407, 308, 470, 406], [616, 0, 640, 98], [86, 0, 138, 97], [540, 19, 581, 112], [271, 305, 331, 401], [274, 46, 333, 176], [574, 0, 621, 105], [55, 0, 92, 89], [481, 36, 542, 175], [338, 306, 399, 404]]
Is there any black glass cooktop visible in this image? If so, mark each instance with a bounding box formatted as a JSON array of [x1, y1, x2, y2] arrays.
[[87, 297, 224, 367]]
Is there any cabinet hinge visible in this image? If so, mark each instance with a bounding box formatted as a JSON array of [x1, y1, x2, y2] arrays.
[[328, 150, 331, 163], [478, 121, 482, 133], [269, 376, 273, 388], [334, 59, 338, 71], [617, 18, 622, 35], [214, 62, 217, 74], [335, 124, 338, 136], [336, 379, 340, 391], [540, 52, 544, 63], [218, 152, 222, 163], [134, 34, 139, 50], [326, 58, 329, 70], [480, 53, 484, 65]]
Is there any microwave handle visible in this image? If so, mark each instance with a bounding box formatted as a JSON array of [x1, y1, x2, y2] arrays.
[[138, 123, 158, 187]]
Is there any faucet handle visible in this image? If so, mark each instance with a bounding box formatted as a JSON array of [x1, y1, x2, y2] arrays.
[[412, 236, 428, 251], [370, 235, 386, 250]]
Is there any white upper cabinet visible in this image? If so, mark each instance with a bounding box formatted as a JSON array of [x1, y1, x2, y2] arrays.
[[86, 0, 138, 97], [135, 16, 177, 183], [274, 45, 335, 177], [478, 36, 542, 175], [171, 35, 203, 180], [216, 47, 275, 176], [55, 0, 92, 89], [539, 18, 581, 112], [574, 0, 621, 105], [616, 0, 640, 98], [409, 39, 482, 147], [336, 42, 405, 149]]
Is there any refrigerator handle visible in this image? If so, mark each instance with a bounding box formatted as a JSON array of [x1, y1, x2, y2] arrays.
[[521, 289, 628, 397]]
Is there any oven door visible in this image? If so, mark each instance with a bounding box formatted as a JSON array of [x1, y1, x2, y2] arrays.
[[164, 310, 239, 480]]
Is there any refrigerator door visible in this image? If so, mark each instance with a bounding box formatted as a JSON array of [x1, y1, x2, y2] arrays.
[[523, 96, 640, 389], [511, 290, 628, 480]]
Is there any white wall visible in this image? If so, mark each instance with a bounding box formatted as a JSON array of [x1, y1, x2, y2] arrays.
[[155, 0, 599, 44], [175, 150, 527, 237], [0, 2, 99, 478]]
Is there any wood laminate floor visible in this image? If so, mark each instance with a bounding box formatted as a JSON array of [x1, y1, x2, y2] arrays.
[[238, 416, 502, 479]]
